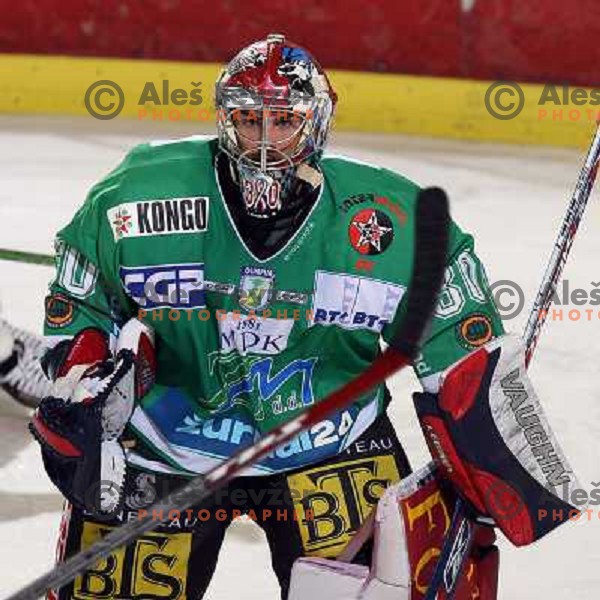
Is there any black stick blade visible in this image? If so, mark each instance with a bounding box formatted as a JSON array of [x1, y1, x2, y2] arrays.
[[390, 187, 450, 359]]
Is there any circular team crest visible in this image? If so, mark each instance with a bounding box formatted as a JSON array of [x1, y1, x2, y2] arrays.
[[238, 266, 275, 312], [348, 209, 394, 255], [45, 294, 75, 329], [456, 313, 494, 349]]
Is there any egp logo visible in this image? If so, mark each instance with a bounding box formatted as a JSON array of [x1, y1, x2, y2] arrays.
[[121, 263, 205, 309]]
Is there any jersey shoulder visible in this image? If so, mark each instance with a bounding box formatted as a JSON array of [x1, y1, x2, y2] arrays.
[[122, 134, 218, 169], [57, 136, 218, 256], [321, 153, 420, 217], [322, 153, 419, 192], [321, 153, 471, 254], [90, 135, 219, 206]]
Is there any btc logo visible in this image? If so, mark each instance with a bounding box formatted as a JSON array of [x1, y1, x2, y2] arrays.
[[73, 523, 191, 599], [287, 455, 401, 557]]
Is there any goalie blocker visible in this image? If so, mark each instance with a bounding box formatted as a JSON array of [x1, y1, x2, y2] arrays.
[[414, 333, 583, 546]]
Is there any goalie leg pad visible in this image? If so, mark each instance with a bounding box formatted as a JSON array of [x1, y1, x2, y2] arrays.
[[289, 463, 498, 600], [414, 334, 583, 546]]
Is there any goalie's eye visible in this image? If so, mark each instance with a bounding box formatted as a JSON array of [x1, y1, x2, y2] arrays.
[[273, 116, 299, 129], [236, 110, 262, 126]]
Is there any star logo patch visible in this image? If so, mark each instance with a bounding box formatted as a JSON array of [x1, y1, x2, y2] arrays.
[[111, 207, 132, 238], [348, 209, 394, 255]]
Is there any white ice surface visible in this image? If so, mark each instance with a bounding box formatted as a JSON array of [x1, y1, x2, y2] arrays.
[[0, 116, 599, 598]]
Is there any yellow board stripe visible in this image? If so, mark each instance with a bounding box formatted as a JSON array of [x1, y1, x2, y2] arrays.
[[0, 54, 596, 148]]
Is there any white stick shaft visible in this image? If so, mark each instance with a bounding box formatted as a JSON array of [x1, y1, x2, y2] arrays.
[[523, 122, 600, 365]]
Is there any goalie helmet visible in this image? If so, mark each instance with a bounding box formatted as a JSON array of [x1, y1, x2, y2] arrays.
[[215, 33, 337, 218]]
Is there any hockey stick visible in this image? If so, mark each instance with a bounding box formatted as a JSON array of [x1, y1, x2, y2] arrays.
[[4, 187, 449, 600], [424, 122, 600, 600], [524, 120, 600, 366], [422, 497, 474, 599], [0, 248, 54, 267]]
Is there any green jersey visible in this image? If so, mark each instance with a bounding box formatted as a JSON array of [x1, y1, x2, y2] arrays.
[[45, 136, 503, 476]]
